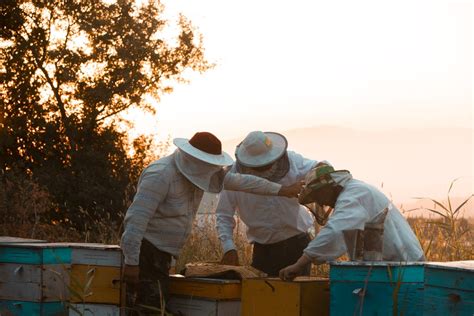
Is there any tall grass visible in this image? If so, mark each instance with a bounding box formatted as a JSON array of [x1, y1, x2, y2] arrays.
[[1, 179, 472, 270], [407, 179, 473, 261]]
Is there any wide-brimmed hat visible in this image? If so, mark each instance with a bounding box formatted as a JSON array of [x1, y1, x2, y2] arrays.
[[299, 164, 351, 204], [235, 131, 287, 168], [173, 132, 233, 166]]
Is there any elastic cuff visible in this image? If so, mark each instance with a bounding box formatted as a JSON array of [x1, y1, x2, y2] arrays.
[[268, 183, 282, 195], [222, 239, 237, 253], [124, 257, 139, 266], [303, 250, 322, 265]]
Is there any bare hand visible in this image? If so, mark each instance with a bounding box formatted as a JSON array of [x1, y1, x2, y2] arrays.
[[122, 264, 140, 286], [278, 181, 304, 198], [220, 249, 240, 266], [279, 263, 302, 281], [279, 255, 312, 281]]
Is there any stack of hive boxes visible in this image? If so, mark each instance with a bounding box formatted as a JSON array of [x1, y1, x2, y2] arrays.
[[65, 243, 122, 316], [0, 241, 123, 316], [167, 276, 242, 316], [0, 242, 71, 315]]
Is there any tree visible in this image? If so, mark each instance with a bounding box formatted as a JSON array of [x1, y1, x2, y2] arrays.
[[0, 0, 211, 229]]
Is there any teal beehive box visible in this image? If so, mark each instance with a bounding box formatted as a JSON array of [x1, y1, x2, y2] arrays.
[[423, 261, 473, 315], [330, 262, 425, 316]]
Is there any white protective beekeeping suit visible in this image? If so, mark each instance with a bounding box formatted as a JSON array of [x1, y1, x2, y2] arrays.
[[302, 173, 425, 263]]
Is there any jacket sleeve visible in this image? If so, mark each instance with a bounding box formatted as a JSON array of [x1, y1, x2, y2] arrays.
[[120, 165, 170, 265], [288, 151, 331, 181], [216, 191, 238, 253], [303, 197, 369, 264], [223, 172, 281, 195]]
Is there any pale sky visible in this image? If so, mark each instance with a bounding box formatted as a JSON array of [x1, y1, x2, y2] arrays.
[[125, 0, 472, 207], [124, 0, 473, 141]]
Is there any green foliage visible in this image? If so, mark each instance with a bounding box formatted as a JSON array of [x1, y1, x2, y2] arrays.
[[0, 0, 210, 228]]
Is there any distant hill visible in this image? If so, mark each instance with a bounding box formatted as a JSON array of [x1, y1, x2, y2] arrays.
[[223, 126, 473, 217]]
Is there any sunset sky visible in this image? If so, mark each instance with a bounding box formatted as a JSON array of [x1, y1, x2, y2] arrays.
[[127, 0, 472, 209]]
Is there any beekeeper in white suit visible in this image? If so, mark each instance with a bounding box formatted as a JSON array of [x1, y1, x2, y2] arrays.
[[279, 164, 425, 281]]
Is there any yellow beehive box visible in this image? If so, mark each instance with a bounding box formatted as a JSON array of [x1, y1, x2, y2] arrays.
[[69, 265, 121, 304], [63, 243, 122, 305], [168, 276, 241, 300], [241, 277, 329, 316]]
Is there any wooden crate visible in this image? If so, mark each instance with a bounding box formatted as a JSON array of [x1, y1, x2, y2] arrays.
[[169, 276, 241, 300], [69, 303, 121, 316], [167, 296, 240, 316], [241, 277, 329, 316], [330, 262, 425, 316], [0, 301, 66, 316], [423, 261, 474, 315]]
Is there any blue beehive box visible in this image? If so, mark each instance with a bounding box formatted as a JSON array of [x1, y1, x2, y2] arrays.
[[330, 261, 425, 316], [423, 261, 473, 316]]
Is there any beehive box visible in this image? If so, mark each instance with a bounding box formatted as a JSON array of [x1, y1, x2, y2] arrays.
[[241, 277, 329, 316], [60, 243, 122, 305], [167, 276, 241, 316], [0, 243, 71, 302], [0, 242, 123, 315], [423, 261, 473, 315], [330, 261, 425, 316]]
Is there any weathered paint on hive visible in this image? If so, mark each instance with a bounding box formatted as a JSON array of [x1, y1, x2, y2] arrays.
[[69, 303, 121, 316], [0, 243, 71, 265], [330, 262, 425, 316], [423, 260, 474, 315], [69, 265, 121, 304], [167, 296, 240, 316], [0, 264, 70, 302], [168, 277, 241, 300], [0, 301, 66, 316]]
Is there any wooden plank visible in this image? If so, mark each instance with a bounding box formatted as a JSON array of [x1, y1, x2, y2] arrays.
[[69, 303, 121, 316], [0, 301, 66, 316], [169, 277, 241, 300], [167, 296, 240, 316], [0, 247, 42, 264], [0, 237, 47, 243], [69, 265, 121, 304], [0, 281, 42, 301], [42, 264, 71, 302], [330, 262, 425, 283], [0, 244, 71, 265], [71, 248, 121, 267], [0, 263, 41, 283]]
